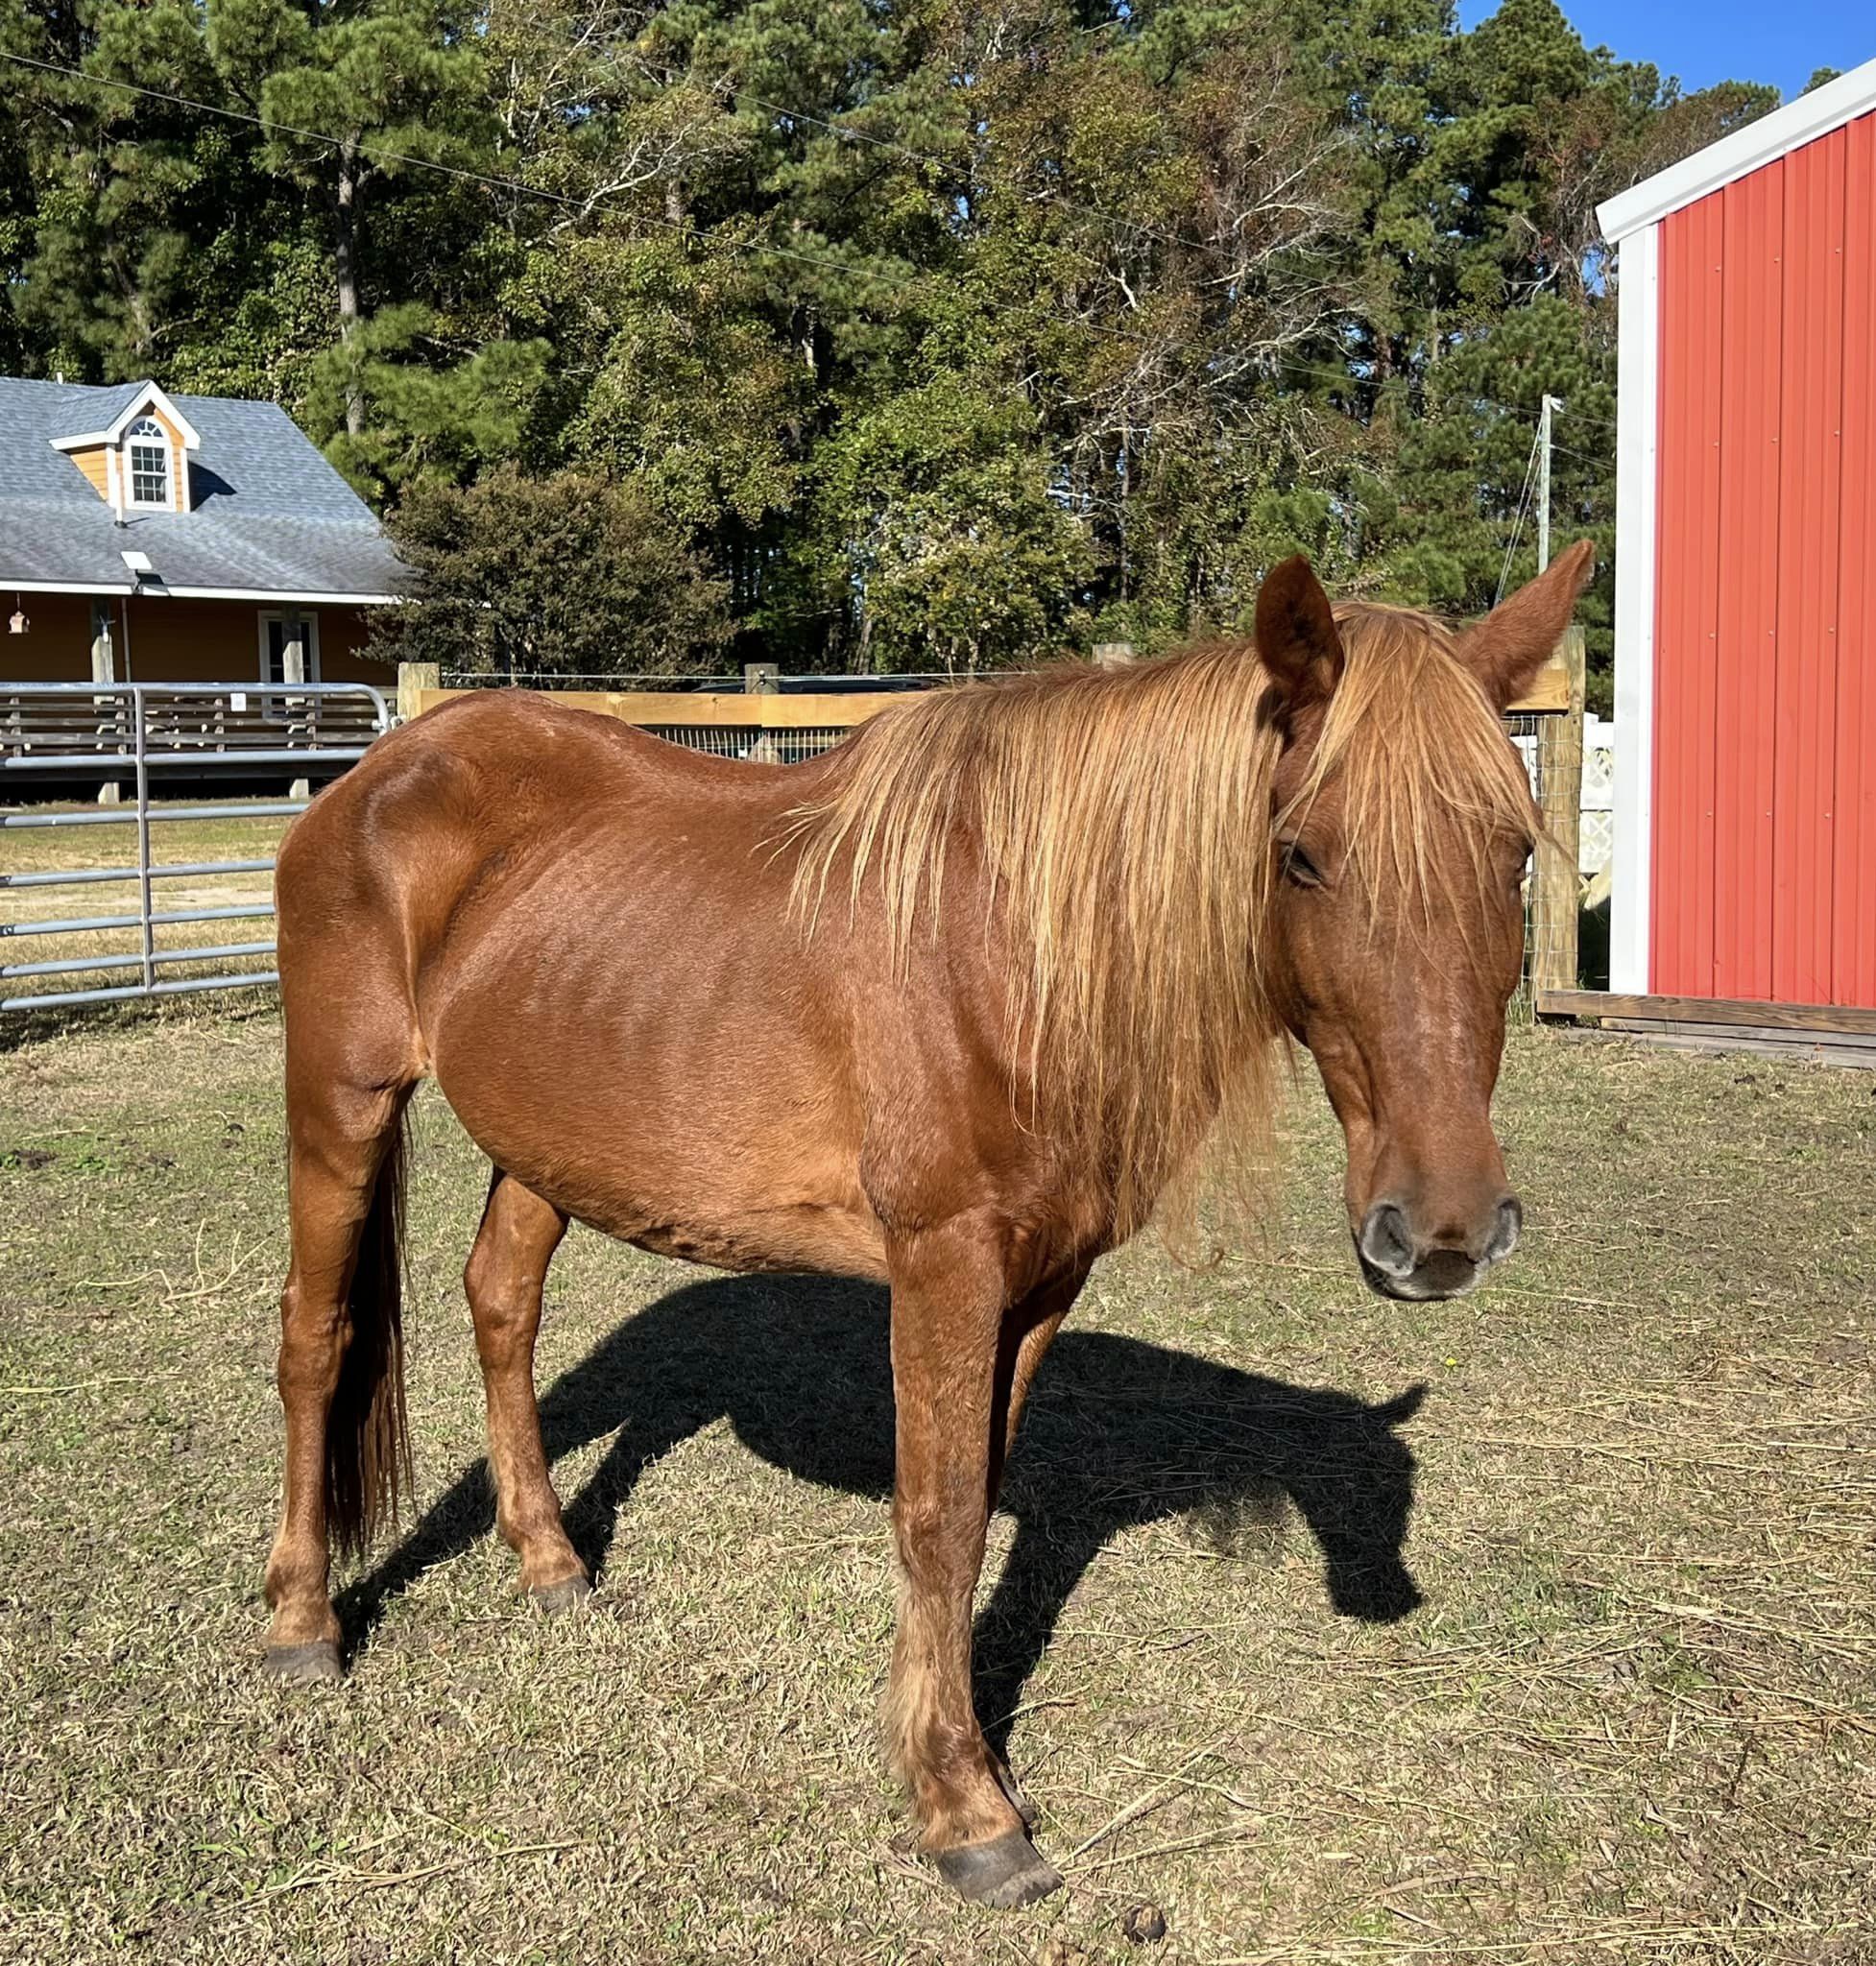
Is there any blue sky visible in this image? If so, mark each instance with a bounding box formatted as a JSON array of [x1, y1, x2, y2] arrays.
[[1456, 1, 1872, 100]]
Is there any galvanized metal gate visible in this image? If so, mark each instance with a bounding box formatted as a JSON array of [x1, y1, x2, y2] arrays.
[[1, 682, 390, 1012]]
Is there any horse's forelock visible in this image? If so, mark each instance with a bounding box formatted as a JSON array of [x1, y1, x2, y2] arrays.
[[1305, 604, 1542, 934]]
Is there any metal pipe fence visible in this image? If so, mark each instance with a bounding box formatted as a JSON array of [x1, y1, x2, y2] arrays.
[[641, 724, 854, 763], [1, 682, 390, 1013]]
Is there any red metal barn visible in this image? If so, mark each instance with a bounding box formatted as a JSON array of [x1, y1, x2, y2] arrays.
[[1596, 58, 1876, 1050]]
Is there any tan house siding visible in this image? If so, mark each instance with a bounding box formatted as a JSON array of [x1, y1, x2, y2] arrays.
[[137, 402, 190, 513], [64, 444, 113, 501], [318, 609, 378, 679], [0, 596, 387, 686], [0, 591, 94, 674]]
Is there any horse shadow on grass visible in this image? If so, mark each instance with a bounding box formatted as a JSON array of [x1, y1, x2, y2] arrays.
[[339, 1272, 1426, 1747]]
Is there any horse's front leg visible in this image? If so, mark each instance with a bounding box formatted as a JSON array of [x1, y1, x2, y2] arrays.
[[883, 1218, 1063, 1907]]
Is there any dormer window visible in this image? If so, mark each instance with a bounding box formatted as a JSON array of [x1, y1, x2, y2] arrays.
[[49, 382, 199, 514], [125, 418, 170, 508]]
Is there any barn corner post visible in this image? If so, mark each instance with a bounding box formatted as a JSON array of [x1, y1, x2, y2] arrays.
[[1531, 625, 1587, 1000]]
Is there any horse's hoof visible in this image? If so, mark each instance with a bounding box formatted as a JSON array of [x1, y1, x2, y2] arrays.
[[528, 1574, 592, 1616], [933, 1828, 1064, 1908], [264, 1640, 343, 1685]]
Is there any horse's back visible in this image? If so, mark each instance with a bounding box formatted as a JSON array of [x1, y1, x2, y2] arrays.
[[280, 690, 815, 950]]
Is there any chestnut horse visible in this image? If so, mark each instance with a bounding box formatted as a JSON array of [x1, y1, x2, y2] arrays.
[[264, 544, 1592, 1907]]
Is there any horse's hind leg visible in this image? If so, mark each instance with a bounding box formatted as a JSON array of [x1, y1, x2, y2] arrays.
[[981, 1263, 1087, 1827], [464, 1170, 586, 1606], [264, 1079, 410, 1682]]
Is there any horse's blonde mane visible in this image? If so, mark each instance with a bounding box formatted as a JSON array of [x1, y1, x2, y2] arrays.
[[783, 606, 1537, 1238], [1298, 606, 1541, 929]]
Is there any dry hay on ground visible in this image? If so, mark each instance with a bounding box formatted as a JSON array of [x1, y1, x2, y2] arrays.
[[1, 1010, 1871, 1962]]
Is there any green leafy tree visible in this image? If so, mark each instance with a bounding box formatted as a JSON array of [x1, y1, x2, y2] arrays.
[[811, 373, 1094, 673], [4, 0, 275, 379], [1380, 294, 1617, 706], [303, 300, 549, 501], [0, 0, 1795, 685], [367, 465, 734, 677]]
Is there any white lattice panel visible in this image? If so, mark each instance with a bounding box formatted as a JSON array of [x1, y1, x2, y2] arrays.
[[1510, 717, 1617, 876]]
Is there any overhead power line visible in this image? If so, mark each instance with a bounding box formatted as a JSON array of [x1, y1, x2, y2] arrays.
[[1496, 425, 1544, 606], [0, 48, 895, 288], [0, 46, 1304, 373]]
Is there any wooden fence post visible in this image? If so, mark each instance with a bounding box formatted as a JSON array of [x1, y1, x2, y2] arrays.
[[283, 609, 311, 801], [1532, 625, 1586, 997], [397, 661, 441, 725], [743, 662, 781, 761]]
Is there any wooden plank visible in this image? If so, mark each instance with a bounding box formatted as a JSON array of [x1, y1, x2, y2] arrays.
[[1530, 629, 1585, 993], [1599, 1019, 1876, 1069], [412, 687, 899, 729], [413, 660, 1570, 731], [618, 692, 902, 729], [1506, 658, 1569, 714], [397, 664, 440, 723], [1536, 988, 1876, 1037]]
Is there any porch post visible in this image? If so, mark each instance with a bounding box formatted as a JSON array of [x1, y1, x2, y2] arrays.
[[281, 606, 311, 801], [90, 600, 121, 805]]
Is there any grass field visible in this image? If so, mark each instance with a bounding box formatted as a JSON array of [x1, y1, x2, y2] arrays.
[[1, 1006, 1872, 1963]]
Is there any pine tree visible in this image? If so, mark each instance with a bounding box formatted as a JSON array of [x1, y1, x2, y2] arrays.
[[206, 0, 493, 437]]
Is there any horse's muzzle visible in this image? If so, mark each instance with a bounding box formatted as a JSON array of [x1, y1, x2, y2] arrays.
[[1356, 1195, 1521, 1302]]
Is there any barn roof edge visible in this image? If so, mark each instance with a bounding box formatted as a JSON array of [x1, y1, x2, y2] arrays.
[[1597, 53, 1876, 244]]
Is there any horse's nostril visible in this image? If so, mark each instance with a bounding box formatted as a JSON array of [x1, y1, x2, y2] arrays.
[[1487, 1196, 1523, 1263], [1359, 1202, 1416, 1278]]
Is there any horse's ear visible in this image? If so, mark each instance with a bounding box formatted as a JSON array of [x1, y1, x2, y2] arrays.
[[1255, 554, 1344, 716], [1457, 539, 1596, 711]]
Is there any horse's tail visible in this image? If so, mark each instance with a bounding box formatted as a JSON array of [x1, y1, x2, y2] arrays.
[[325, 1109, 414, 1560]]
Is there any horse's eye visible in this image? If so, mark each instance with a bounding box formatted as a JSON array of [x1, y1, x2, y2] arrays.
[[1281, 843, 1325, 889]]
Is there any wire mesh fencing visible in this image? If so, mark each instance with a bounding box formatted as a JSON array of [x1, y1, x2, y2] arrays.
[[642, 724, 854, 764], [1505, 704, 1598, 1001]]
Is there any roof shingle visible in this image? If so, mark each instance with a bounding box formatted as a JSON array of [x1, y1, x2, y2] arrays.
[[0, 377, 406, 598]]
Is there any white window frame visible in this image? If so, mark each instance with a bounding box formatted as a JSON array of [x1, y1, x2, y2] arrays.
[[256, 610, 322, 686], [124, 418, 172, 510]]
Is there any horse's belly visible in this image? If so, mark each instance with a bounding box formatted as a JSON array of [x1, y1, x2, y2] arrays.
[[424, 917, 887, 1280], [617, 1202, 888, 1280], [485, 1138, 889, 1283]]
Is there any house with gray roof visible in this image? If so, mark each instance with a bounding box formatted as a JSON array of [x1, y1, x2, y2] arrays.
[[0, 375, 405, 687]]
